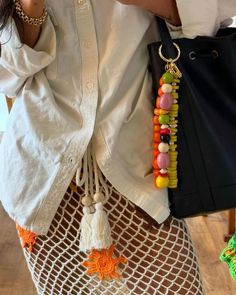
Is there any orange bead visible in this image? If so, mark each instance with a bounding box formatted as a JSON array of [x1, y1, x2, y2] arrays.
[[153, 169, 159, 177], [154, 108, 169, 116], [153, 116, 159, 125], [158, 88, 163, 97], [153, 143, 159, 150], [153, 150, 159, 157], [156, 97, 161, 108], [153, 132, 160, 143], [153, 159, 158, 169], [154, 125, 160, 132], [159, 78, 164, 86]]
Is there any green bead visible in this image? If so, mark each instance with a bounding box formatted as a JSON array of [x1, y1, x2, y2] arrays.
[[162, 72, 174, 84], [159, 115, 170, 125]]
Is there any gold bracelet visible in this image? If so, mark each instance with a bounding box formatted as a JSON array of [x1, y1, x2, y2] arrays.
[[13, 0, 48, 26]]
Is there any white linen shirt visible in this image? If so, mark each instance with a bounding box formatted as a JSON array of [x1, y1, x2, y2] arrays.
[[0, 0, 236, 235]]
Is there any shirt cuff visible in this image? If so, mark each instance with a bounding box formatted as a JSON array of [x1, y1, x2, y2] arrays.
[[0, 15, 56, 78], [167, 0, 219, 39]]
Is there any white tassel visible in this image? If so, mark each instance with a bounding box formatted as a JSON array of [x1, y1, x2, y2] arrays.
[[91, 202, 112, 250], [79, 206, 94, 252]]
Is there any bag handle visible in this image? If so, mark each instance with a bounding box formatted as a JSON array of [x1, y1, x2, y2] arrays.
[[156, 17, 177, 60]]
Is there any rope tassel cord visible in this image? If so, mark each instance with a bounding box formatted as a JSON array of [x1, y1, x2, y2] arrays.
[[91, 202, 112, 250], [79, 206, 94, 252], [76, 144, 113, 253]]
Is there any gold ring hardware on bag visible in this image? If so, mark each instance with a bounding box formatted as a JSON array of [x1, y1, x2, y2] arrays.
[[158, 43, 182, 78]]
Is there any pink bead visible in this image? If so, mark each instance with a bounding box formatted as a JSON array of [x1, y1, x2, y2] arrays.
[[157, 153, 170, 169], [160, 93, 173, 110]]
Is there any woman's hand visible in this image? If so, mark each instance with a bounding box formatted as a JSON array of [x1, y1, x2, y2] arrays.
[[116, 0, 181, 26]]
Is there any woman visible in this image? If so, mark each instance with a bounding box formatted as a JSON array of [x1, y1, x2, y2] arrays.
[[0, 0, 236, 294]]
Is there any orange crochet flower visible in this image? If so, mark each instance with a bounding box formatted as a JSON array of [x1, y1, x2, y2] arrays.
[[82, 244, 128, 280], [16, 224, 37, 253]]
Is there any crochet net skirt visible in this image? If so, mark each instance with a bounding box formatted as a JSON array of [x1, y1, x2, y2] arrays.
[[21, 176, 204, 295]]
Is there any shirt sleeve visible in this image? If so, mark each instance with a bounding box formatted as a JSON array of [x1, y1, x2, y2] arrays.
[[0, 15, 56, 97], [167, 0, 236, 39]]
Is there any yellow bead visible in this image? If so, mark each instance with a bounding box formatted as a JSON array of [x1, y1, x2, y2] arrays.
[[170, 120, 178, 124], [171, 136, 177, 142], [156, 176, 169, 188], [169, 143, 177, 149], [170, 128, 177, 133], [169, 181, 177, 185], [168, 184, 178, 188], [169, 162, 177, 168], [172, 85, 179, 90], [171, 94, 179, 99], [171, 104, 179, 111], [169, 172, 177, 177], [169, 178, 178, 183], [168, 169, 177, 173], [173, 78, 180, 83]]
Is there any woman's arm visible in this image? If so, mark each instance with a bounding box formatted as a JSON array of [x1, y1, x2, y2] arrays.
[[116, 0, 181, 26], [14, 0, 45, 47]]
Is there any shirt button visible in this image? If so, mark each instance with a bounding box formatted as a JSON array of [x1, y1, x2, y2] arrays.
[[77, 0, 86, 5], [86, 81, 94, 91], [82, 39, 92, 49]]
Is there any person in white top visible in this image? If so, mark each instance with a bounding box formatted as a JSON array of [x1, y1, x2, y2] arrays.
[[1, 0, 236, 294]]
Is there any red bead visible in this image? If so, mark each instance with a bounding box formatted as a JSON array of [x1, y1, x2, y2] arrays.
[[158, 172, 169, 177], [160, 128, 170, 135], [159, 78, 164, 86]]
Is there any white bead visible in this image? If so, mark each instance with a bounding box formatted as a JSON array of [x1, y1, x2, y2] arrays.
[[93, 192, 105, 203], [82, 196, 93, 207], [161, 124, 169, 129], [161, 84, 172, 93], [158, 142, 169, 153], [160, 169, 168, 174]]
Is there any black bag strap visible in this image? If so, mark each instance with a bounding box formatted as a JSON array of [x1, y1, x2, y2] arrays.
[[156, 17, 177, 60]]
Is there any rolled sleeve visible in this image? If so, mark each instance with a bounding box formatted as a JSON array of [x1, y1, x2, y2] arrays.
[[0, 15, 56, 96], [166, 0, 219, 39]]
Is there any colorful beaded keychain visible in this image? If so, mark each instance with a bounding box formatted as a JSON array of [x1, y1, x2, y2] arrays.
[[153, 43, 182, 189]]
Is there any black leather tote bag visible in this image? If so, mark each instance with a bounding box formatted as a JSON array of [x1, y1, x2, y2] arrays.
[[148, 18, 236, 218]]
